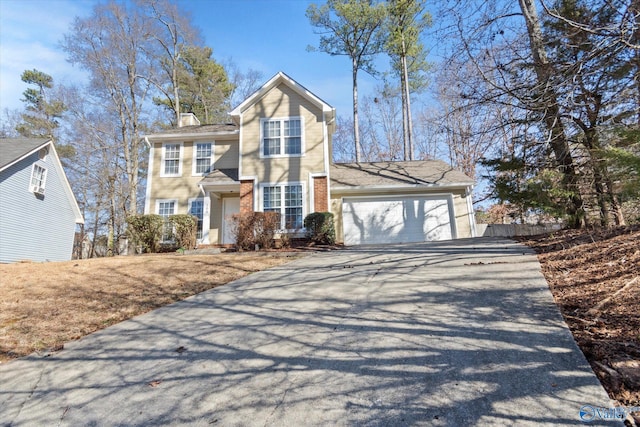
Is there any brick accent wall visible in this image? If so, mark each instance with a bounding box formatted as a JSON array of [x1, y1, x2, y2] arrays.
[[240, 180, 254, 213], [313, 176, 328, 212]]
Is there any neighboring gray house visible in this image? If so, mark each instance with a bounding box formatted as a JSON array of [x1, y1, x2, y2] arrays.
[[0, 138, 83, 263]]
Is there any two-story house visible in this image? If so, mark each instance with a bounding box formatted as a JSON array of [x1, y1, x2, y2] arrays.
[[144, 72, 476, 246]]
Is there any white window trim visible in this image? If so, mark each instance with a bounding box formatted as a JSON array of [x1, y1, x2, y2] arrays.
[[29, 163, 47, 194], [259, 116, 305, 159], [259, 181, 306, 231], [188, 196, 210, 244], [160, 142, 183, 177], [156, 199, 177, 242], [191, 141, 215, 176]]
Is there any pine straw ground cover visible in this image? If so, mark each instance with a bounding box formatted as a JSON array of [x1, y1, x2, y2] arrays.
[[519, 226, 640, 408], [0, 252, 297, 363]]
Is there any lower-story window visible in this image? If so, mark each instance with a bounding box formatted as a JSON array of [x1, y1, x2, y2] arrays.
[[157, 200, 176, 241], [263, 184, 303, 230], [189, 199, 204, 240]]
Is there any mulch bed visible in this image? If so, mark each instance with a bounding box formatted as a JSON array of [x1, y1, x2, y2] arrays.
[[519, 225, 640, 409]]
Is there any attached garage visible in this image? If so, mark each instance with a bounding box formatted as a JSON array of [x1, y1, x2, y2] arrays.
[[330, 161, 476, 245], [342, 195, 454, 245]]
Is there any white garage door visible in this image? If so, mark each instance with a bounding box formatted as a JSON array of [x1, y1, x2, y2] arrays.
[[342, 196, 453, 245]]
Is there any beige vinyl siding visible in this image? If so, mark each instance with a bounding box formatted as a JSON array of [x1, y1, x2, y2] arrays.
[[215, 140, 239, 169], [241, 83, 326, 182], [209, 196, 223, 243], [150, 140, 238, 201], [453, 192, 473, 238], [330, 196, 344, 244]]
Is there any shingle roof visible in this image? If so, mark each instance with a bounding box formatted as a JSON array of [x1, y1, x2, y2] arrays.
[[199, 168, 239, 185], [149, 123, 238, 137], [330, 161, 474, 189], [0, 137, 50, 170]]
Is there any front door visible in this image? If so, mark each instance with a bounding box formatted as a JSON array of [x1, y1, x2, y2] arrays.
[[222, 197, 240, 244]]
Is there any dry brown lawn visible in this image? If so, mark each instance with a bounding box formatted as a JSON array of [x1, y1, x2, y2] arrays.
[[0, 252, 297, 363]]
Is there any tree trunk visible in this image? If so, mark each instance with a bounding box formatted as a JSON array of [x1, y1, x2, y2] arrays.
[[107, 175, 116, 257], [400, 53, 409, 161], [400, 34, 414, 161], [518, 0, 585, 228], [353, 58, 361, 163]]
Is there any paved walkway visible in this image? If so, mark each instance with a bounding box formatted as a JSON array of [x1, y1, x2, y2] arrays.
[[0, 238, 617, 426]]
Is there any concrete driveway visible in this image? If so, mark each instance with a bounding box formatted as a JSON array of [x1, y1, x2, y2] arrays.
[[0, 238, 617, 426]]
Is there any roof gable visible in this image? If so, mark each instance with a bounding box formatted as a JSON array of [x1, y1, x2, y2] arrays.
[[229, 71, 335, 119], [0, 137, 50, 171], [0, 138, 84, 224]]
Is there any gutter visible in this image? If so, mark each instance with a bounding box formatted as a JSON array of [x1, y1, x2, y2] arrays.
[[330, 183, 475, 195]]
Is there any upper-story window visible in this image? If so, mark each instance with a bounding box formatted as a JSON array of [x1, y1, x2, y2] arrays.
[[161, 143, 182, 177], [261, 117, 303, 157], [30, 163, 47, 194], [193, 143, 213, 175]]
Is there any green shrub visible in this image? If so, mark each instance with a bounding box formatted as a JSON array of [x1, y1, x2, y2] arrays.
[[304, 212, 335, 245], [169, 214, 198, 250], [230, 212, 281, 251], [126, 214, 164, 253]]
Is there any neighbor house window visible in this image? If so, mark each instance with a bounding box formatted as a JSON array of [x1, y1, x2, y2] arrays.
[[157, 200, 176, 241], [261, 117, 303, 157], [162, 143, 182, 176], [193, 143, 212, 175], [189, 199, 204, 240], [30, 164, 47, 194], [262, 184, 303, 230]]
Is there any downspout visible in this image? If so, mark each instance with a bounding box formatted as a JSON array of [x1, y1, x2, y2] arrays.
[[143, 136, 153, 215]]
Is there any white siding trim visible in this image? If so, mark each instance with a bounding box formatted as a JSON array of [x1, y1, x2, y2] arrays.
[[322, 111, 331, 205], [47, 141, 84, 223], [238, 114, 244, 178], [466, 186, 477, 238], [144, 144, 154, 214]]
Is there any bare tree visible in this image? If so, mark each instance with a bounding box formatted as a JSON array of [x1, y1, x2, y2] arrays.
[[140, 0, 202, 125], [63, 1, 152, 219], [225, 61, 265, 109]]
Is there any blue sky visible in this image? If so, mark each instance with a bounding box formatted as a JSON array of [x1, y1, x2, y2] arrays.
[[0, 0, 390, 119]]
